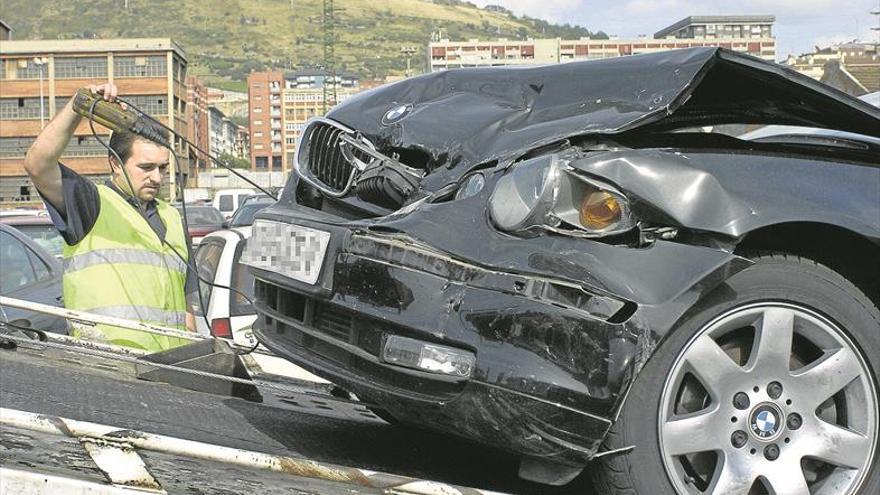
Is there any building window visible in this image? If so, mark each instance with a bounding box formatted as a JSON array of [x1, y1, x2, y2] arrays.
[[54, 56, 108, 79], [5, 58, 48, 80], [253, 107, 262, 113], [255, 156, 268, 169], [174, 58, 184, 82], [285, 137, 296, 145], [0, 137, 35, 158], [0, 98, 46, 120], [124, 95, 167, 116], [62, 135, 111, 157], [114, 55, 167, 78], [253, 120, 263, 126], [253, 131, 263, 137], [271, 156, 282, 170]]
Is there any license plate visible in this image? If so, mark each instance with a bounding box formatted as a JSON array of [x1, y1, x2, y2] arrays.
[[242, 220, 331, 285]]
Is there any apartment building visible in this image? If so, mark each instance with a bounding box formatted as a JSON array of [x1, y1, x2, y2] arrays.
[[208, 106, 245, 158], [247, 70, 360, 173], [246, 71, 283, 171], [0, 38, 188, 204], [429, 15, 776, 72], [785, 42, 878, 96], [186, 75, 210, 174]]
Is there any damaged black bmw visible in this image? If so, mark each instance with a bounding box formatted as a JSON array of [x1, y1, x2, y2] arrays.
[[243, 48, 880, 494]]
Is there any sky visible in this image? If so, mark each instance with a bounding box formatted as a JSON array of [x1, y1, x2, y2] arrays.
[[470, 0, 880, 60]]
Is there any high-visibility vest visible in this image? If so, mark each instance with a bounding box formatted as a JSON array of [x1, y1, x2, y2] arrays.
[[63, 184, 191, 352]]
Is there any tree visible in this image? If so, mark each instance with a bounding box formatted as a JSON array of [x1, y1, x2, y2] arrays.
[[218, 152, 250, 170]]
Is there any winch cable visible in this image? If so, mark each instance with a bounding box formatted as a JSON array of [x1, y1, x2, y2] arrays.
[[85, 97, 261, 355]]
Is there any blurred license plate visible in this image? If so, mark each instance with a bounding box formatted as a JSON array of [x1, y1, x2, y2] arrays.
[[242, 220, 331, 285]]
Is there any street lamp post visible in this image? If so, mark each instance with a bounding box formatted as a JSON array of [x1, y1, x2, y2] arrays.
[[33, 57, 48, 128], [401, 46, 416, 77]]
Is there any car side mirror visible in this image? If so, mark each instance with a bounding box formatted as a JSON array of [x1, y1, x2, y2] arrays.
[[222, 220, 230, 229]]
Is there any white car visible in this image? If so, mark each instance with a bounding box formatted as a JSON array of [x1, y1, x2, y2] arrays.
[[212, 188, 256, 220], [191, 226, 327, 382]]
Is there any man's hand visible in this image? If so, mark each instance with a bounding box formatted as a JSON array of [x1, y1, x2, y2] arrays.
[[23, 82, 121, 215], [87, 82, 118, 102]]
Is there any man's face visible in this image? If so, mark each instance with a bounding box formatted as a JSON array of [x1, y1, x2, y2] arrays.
[[115, 139, 170, 202]]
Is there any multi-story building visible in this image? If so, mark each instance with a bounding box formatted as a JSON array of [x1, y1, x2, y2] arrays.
[[185, 75, 210, 175], [0, 38, 188, 204], [235, 125, 250, 162], [246, 70, 360, 173], [429, 15, 776, 72], [653, 15, 774, 42], [208, 106, 245, 158], [279, 69, 360, 171], [285, 69, 359, 90], [246, 71, 283, 172], [785, 42, 878, 96]]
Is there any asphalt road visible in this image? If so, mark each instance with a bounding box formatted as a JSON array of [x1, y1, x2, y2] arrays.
[[0, 346, 598, 494]]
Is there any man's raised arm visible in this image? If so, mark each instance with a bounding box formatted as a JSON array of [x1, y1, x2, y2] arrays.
[[23, 83, 118, 215]]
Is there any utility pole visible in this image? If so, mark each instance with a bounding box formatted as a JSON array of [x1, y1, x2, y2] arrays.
[[322, 0, 343, 114], [871, 11, 879, 56]]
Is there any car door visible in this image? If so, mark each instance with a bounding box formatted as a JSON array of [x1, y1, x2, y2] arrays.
[[190, 237, 227, 337], [0, 228, 68, 335], [228, 238, 258, 347]]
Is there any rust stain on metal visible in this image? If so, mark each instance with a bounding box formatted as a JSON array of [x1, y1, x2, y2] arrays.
[[277, 457, 372, 486]]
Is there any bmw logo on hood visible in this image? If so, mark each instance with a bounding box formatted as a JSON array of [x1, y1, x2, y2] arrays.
[[382, 103, 413, 125]]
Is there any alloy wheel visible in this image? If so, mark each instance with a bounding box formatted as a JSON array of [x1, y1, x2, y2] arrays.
[[658, 302, 877, 495]]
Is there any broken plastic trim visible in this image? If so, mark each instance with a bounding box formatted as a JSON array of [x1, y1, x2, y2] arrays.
[[296, 117, 425, 206], [295, 117, 375, 198], [346, 233, 631, 322]]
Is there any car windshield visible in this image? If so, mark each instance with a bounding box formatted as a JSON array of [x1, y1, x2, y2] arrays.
[[229, 202, 272, 227], [13, 224, 65, 259], [180, 206, 224, 225]]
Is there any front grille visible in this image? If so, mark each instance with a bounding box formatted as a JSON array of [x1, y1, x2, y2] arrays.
[[314, 302, 354, 343], [304, 122, 355, 192]]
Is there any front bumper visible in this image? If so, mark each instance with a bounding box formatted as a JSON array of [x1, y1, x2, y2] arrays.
[[250, 195, 747, 464], [250, 218, 645, 465]]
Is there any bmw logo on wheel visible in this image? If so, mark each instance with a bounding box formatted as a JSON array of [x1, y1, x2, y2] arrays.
[[750, 404, 782, 439], [382, 103, 413, 125]]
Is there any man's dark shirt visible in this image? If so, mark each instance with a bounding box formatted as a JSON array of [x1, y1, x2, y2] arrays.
[[42, 163, 198, 299]]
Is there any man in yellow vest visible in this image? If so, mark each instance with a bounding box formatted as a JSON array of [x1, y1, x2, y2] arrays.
[[23, 82, 197, 352]]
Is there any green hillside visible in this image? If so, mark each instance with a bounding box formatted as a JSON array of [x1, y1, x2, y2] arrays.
[[1, 0, 606, 91]]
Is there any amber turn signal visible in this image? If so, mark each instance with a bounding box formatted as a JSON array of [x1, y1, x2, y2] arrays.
[[579, 190, 622, 230]]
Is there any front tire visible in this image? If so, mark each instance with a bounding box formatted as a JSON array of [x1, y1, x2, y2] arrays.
[[593, 254, 880, 495]]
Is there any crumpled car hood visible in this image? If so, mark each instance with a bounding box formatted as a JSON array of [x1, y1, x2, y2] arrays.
[[328, 47, 880, 180]]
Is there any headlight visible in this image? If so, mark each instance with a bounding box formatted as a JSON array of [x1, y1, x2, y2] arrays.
[[489, 154, 636, 236], [454, 172, 486, 200], [488, 154, 563, 231]]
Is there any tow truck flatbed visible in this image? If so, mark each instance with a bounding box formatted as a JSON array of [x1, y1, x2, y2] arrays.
[[0, 330, 595, 494]]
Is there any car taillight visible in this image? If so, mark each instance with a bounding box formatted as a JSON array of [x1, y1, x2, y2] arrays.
[[211, 318, 232, 338]]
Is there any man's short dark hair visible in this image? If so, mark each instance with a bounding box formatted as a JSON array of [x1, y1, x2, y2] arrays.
[[108, 130, 146, 165]]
